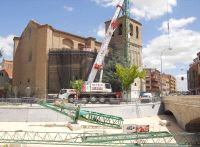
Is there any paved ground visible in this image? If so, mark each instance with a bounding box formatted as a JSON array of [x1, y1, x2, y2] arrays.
[[0, 102, 183, 146], [0, 114, 183, 146]]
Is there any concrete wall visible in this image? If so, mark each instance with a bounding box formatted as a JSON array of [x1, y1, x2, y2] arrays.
[[82, 102, 162, 119], [0, 106, 70, 122], [0, 102, 162, 122]]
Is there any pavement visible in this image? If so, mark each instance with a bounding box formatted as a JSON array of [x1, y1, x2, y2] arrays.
[[0, 114, 183, 146], [0, 102, 183, 146]]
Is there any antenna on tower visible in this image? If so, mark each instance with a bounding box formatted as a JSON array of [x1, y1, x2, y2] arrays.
[[167, 0, 172, 50]]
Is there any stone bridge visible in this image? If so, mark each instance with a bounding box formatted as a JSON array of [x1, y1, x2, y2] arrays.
[[163, 95, 200, 132]]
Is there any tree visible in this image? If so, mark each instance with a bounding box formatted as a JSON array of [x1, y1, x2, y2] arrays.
[[70, 79, 84, 100], [103, 53, 127, 92], [115, 64, 145, 100], [4, 83, 11, 98]]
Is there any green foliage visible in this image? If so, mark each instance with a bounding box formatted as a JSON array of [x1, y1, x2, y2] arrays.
[[115, 64, 145, 92], [103, 54, 127, 91], [3, 83, 11, 97], [70, 80, 84, 93]]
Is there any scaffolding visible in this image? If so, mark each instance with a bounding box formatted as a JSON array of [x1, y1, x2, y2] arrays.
[[48, 49, 97, 93], [123, 0, 131, 66]]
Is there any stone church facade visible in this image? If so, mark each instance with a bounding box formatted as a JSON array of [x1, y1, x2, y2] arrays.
[[13, 17, 143, 98]]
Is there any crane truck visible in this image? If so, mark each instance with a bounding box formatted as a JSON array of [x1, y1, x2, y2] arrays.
[[58, 0, 124, 104]]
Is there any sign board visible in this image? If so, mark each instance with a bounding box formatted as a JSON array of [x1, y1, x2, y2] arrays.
[[123, 124, 137, 133], [90, 83, 104, 92], [123, 124, 149, 133], [136, 125, 150, 132]]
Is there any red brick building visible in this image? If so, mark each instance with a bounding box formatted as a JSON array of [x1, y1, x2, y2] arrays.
[[144, 68, 161, 96], [161, 74, 176, 96], [144, 68, 176, 96], [187, 52, 200, 94]]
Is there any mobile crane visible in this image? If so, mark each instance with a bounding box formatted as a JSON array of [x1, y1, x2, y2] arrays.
[[58, 0, 124, 104]]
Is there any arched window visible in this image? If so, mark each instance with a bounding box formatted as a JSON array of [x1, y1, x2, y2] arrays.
[[63, 38, 74, 49], [136, 26, 139, 39], [118, 24, 123, 35], [129, 24, 133, 36], [78, 43, 84, 50]]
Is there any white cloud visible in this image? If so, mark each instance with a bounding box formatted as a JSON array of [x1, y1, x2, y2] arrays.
[[143, 17, 200, 73], [91, 0, 177, 20], [130, 0, 177, 20], [97, 24, 105, 38], [91, 0, 118, 7], [63, 5, 74, 12], [0, 35, 14, 60], [159, 17, 196, 33]]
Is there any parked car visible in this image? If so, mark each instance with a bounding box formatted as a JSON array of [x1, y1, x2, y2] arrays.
[[140, 92, 153, 103]]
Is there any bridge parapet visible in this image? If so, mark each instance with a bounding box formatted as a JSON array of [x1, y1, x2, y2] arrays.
[[163, 95, 200, 132], [163, 96, 200, 107]]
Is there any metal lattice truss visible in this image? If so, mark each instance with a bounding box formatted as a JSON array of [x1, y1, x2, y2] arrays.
[[0, 131, 199, 146], [38, 102, 78, 121], [39, 102, 124, 129], [79, 110, 124, 129]]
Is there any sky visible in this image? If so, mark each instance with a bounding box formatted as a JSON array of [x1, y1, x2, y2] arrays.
[[0, 0, 200, 91]]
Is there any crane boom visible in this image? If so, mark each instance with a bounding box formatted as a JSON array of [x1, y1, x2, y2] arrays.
[[87, 0, 124, 83]]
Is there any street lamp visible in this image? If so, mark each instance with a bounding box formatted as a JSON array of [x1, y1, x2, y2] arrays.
[[160, 47, 172, 97]]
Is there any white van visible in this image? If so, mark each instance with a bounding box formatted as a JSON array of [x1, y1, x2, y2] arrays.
[[140, 92, 153, 103]]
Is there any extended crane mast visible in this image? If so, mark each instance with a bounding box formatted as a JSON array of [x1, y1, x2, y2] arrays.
[[87, 0, 124, 83]]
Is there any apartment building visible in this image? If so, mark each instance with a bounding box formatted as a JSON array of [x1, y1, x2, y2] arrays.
[[144, 68, 176, 96], [144, 68, 160, 96], [187, 51, 200, 94]]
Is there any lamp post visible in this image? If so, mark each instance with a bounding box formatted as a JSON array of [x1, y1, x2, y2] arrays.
[[160, 48, 172, 97]]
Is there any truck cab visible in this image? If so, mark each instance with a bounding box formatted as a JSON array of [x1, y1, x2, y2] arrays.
[[58, 89, 76, 99]]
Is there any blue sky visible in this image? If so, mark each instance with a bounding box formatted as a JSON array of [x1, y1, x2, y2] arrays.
[[0, 0, 200, 91]]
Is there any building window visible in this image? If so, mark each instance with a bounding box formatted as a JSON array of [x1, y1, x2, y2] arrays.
[[118, 24, 123, 35], [129, 24, 133, 36], [146, 81, 150, 84], [78, 43, 84, 50], [112, 32, 115, 37], [63, 38, 74, 49], [136, 26, 139, 39]]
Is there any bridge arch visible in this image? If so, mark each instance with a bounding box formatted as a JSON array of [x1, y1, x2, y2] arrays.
[[185, 118, 200, 132], [163, 96, 200, 131]]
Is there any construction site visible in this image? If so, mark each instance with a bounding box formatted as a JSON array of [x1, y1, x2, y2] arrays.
[[1, 0, 200, 146]]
